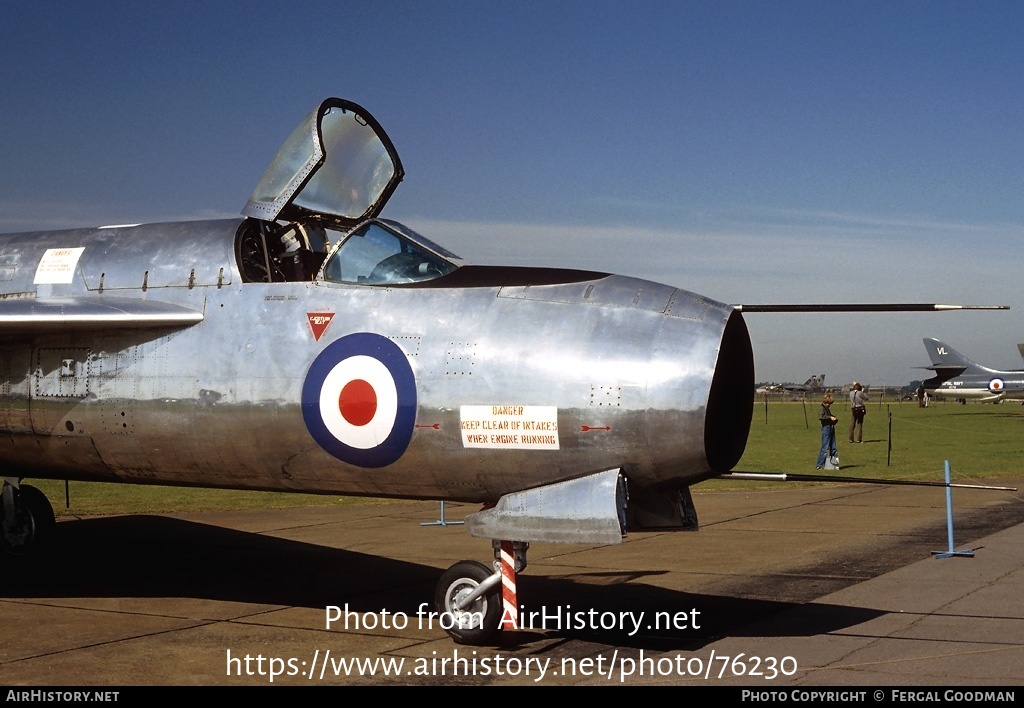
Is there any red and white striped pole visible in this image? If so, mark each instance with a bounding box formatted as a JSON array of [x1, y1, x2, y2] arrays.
[[499, 540, 518, 630]]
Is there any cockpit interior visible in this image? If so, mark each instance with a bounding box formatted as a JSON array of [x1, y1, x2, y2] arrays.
[[235, 217, 458, 286]]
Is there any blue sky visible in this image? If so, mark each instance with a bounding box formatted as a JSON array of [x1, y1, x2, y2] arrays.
[[2, 1, 1022, 386]]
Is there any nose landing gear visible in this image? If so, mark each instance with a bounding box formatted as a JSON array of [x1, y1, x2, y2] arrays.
[[434, 540, 528, 645]]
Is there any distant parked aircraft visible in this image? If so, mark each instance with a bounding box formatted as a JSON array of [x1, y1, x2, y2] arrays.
[[781, 374, 826, 394], [921, 338, 1024, 403]]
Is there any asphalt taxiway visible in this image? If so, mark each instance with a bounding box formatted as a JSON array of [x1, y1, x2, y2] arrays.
[[2, 477, 1022, 686]]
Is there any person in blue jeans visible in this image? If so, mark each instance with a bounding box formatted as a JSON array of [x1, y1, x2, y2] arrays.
[[816, 393, 838, 469]]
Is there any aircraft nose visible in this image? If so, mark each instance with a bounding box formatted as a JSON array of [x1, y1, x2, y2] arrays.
[[645, 304, 754, 478]]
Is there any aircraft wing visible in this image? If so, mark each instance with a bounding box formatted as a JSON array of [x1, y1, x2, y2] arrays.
[[0, 296, 203, 332]]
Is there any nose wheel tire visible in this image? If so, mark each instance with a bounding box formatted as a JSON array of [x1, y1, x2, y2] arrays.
[[435, 560, 501, 645]]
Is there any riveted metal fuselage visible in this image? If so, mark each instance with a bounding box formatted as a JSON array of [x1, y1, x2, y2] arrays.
[[0, 218, 753, 502]]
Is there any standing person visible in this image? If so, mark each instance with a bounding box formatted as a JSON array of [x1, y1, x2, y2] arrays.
[[816, 393, 839, 470], [849, 382, 868, 443], [917, 384, 926, 408]]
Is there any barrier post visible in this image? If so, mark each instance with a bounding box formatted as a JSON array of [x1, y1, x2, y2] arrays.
[[932, 460, 975, 558]]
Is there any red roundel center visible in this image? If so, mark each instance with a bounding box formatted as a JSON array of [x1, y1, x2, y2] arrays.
[[338, 379, 377, 426]]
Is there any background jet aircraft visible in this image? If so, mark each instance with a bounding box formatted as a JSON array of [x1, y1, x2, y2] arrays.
[[755, 375, 824, 396], [780, 374, 826, 394], [921, 338, 1024, 403], [0, 98, 1008, 645]]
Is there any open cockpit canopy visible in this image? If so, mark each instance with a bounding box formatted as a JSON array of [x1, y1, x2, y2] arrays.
[[238, 98, 460, 286], [243, 98, 404, 231]]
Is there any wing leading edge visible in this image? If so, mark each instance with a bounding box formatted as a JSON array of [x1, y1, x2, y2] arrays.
[[0, 296, 204, 332]]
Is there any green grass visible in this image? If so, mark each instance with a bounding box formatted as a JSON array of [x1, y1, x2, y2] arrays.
[[25, 397, 1024, 516], [729, 397, 1024, 486]]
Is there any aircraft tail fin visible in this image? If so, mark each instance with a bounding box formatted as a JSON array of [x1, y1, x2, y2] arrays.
[[921, 338, 988, 387], [922, 338, 989, 372]]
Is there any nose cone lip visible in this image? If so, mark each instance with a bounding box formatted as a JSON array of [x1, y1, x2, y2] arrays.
[[643, 300, 754, 484]]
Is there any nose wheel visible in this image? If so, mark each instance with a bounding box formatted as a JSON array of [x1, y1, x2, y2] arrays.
[[434, 560, 501, 645]]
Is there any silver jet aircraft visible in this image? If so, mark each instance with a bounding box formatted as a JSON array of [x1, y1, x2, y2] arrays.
[[0, 98, 1008, 644], [921, 338, 1024, 403]]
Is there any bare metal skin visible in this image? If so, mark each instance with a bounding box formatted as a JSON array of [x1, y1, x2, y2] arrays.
[[0, 98, 753, 505], [0, 97, 754, 644]]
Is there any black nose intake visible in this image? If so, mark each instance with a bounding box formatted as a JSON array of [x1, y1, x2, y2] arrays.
[[704, 309, 754, 472]]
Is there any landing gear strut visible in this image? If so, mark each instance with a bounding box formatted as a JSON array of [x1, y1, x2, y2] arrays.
[[1, 481, 55, 559], [434, 540, 529, 645]]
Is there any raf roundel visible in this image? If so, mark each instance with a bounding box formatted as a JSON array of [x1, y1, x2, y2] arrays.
[[302, 333, 417, 468], [989, 377, 1005, 393]]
